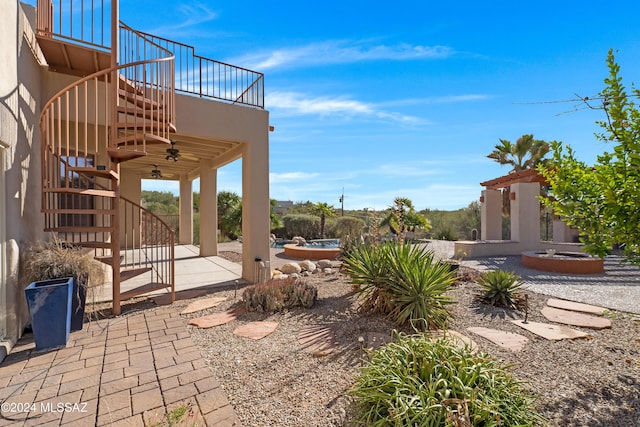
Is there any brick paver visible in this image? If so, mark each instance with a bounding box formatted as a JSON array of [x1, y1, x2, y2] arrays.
[[0, 304, 242, 426]]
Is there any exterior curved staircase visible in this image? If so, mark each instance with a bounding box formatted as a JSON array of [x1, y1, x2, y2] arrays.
[[37, 6, 176, 314]]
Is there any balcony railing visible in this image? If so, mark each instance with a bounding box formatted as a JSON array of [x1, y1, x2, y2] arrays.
[[37, 0, 264, 110], [37, 0, 111, 50], [125, 30, 264, 109]]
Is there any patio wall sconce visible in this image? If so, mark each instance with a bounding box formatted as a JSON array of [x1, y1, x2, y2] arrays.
[[479, 196, 485, 203], [509, 192, 516, 200]]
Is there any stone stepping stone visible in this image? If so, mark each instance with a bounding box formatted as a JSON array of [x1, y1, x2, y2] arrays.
[[541, 306, 611, 329], [181, 297, 228, 315], [188, 306, 244, 329], [427, 330, 479, 353], [297, 325, 339, 357], [467, 327, 529, 352], [547, 298, 606, 316], [512, 320, 590, 340], [233, 321, 279, 340]]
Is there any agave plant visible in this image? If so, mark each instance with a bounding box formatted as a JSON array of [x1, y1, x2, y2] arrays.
[[384, 243, 455, 329], [478, 269, 524, 308], [342, 241, 455, 329]]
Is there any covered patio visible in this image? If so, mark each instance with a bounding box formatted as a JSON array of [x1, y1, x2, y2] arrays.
[[93, 245, 243, 303]]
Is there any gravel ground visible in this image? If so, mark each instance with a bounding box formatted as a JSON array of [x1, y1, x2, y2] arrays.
[[180, 256, 640, 427]]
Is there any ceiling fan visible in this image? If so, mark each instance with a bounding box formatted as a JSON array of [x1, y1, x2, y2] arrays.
[[166, 140, 181, 162], [150, 164, 163, 179]]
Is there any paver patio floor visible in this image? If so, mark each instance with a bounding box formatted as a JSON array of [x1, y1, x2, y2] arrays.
[[0, 304, 240, 426]]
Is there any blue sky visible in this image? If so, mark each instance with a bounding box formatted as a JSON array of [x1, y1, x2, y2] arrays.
[[121, 1, 640, 209]]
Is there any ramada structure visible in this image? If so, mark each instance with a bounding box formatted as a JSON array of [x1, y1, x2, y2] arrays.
[[454, 169, 581, 257], [1, 0, 271, 359]]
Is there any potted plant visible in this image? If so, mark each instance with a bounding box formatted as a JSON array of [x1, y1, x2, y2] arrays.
[[22, 238, 106, 333]]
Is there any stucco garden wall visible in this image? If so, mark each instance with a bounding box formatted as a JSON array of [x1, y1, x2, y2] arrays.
[[0, 1, 47, 361]]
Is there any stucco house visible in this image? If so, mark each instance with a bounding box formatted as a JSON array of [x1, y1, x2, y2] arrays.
[[1, 0, 271, 361]]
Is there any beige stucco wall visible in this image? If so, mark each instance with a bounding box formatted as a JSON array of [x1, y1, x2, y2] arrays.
[[0, 1, 47, 360], [174, 95, 271, 282]]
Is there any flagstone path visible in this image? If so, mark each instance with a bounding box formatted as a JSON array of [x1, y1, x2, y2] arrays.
[[188, 307, 244, 329], [467, 327, 529, 352], [512, 319, 591, 340], [546, 298, 607, 315], [541, 306, 611, 329], [233, 322, 279, 340]]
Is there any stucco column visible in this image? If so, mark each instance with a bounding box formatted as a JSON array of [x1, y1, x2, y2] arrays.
[[481, 189, 502, 240], [199, 159, 217, 256], [179, 175, 193, 245], [510, 182, 540, 245], [241, 140, 271, 283]]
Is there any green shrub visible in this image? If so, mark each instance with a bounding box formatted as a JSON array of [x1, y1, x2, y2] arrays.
[[329, 216, 366, 239], [282, 214, 320, 239], [242, 277, 317, 313], [351, 333, 545, 426], [342, 242, 455, 329], [478, 269, 524, 309]]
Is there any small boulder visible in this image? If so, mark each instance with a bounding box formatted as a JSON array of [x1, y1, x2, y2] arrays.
[[317, 259, 333, 269], [291, 236, 307, 246], [299, 260, 317, 272], [322, 268, 334, 274], [280, 262, 302, 274]]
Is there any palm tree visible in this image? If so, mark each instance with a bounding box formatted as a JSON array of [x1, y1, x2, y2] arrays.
[[487, 134, 550, 171], [487, 134, 550, 216], [311, 202, 335, 238]]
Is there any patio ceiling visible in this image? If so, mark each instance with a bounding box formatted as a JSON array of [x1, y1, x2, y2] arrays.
[[120, 133, 244, 181]]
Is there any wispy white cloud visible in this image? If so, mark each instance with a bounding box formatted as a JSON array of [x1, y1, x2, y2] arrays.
[[144, 3, 218, 36], [379, 94, 494, 107], [269, 171, 321, 184], [267, 91, 425, 124], [231, 40, 454, 71]]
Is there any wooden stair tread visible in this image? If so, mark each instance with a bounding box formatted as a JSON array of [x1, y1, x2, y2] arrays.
[[118, 89, 162, 109], [117, 105, 165, 121], [95, 255, 123, 266], [67, 166, 119, 179], [120, 282, 171, 300], [118, 75, 145, 96], [114, 133, 172, 146], [107, 147, 147, 161], [120, 267, 152, 282], [43, 188, 116, 197], [115, 121, 175, 131]]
